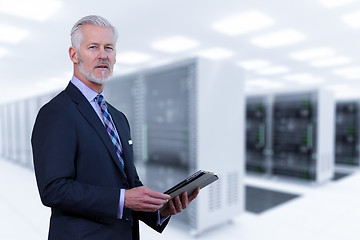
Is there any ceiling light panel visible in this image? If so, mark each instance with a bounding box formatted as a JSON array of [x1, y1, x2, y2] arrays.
[[197, 47, 234, 60], [333, 67, 360, 79], [250, 29, 305, 48], [152, 36, 200, 53], [319, 0, 358, 8], [283, 73, 324, 85], [326, 84, 350, 92], [116, 51, 151, 64], [237, 59, 270, 70], [246, 78, 285, 89], [290, 47, 336, 61], [326, 84, 360, 99], [309, 56, 351, 67], [212, 11, 275, 35], [257, 65, 289, 75], [0, 24, 29, 44], [342, 11, 360, 28], [0, 0, 62, 22], [334, 90, 360, 99]]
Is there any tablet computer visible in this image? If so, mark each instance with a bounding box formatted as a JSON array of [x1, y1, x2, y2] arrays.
[[162, 170, 218, 208]]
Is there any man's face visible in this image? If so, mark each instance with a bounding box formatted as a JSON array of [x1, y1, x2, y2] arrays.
[[76, 25, 116, 84]]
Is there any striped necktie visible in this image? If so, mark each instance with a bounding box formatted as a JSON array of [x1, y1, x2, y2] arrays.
[[95, 94, 125, 170]]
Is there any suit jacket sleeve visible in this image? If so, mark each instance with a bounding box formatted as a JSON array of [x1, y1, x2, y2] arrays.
[[31, 100, 119, 221]]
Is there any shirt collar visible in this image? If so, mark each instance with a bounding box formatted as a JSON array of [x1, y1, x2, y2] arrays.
[[70, 76, 104, 102]]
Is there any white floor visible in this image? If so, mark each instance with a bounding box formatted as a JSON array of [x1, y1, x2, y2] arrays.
[[1, 159, 359, 240]]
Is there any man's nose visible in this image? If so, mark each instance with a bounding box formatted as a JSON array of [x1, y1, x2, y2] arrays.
[[98, 47, 108, 59]]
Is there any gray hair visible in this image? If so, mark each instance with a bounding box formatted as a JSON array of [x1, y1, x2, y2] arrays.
[[70, 15, 118, 49]]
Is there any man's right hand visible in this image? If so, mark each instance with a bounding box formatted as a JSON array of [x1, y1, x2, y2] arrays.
[[124, 186, 171, 212]]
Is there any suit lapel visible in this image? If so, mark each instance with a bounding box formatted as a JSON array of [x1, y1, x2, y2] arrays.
[[65, 82, 125, 173], [107, 104, 135, 186]]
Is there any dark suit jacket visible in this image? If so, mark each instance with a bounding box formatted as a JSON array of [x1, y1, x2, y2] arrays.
[[31, 82, 169, 240]]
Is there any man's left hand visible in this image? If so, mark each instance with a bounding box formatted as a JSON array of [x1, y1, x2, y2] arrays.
[[159, 187, 200, 217]]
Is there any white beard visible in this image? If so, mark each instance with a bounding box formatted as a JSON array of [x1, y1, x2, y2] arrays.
[[78, 56, 113, 85]]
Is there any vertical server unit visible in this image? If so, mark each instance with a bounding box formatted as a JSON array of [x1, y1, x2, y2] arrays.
[[0, 104, 6, 159], [143, 58, 244, 235], [271, 90, 334, 183], [107, 58, 244, 235], [0, 92, 56, 169], [24, 97, 44, 169], [245, 96, 270, 174], [142, 64, 192, 200], [335, 101, 360, 167], [105, 74, 144, 166]]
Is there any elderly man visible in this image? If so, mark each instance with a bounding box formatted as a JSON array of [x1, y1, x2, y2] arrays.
[[31, 15, 199, 240]]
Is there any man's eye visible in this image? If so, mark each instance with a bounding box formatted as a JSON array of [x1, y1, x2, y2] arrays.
[[89, 46, 96, 49]]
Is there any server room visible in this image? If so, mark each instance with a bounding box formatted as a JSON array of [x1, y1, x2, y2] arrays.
[[0, 0, 359, 239]]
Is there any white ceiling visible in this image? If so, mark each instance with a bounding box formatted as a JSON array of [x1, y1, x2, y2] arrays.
[[1, 0, 360, 103]]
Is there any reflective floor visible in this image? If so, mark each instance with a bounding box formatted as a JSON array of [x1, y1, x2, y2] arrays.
[[245, 185, 300, 214], [1, 159, 359, 240]]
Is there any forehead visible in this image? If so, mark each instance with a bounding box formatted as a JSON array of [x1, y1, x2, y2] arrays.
[[80, 25, 115, 45]]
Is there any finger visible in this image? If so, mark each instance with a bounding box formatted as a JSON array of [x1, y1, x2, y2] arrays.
[[188, 187, 200, 202], [146, 188, 171, 200], [143, 195, 169, 206], [160, 200, 176, 216], [167, 199, 176, 215], [140, 196, 167, 209], [170, 199, 177, 214], [181, 191, 188, 209], [139, 202, 164, 212], [173, 196, 182, 213]]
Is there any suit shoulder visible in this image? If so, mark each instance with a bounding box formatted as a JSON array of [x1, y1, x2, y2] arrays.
[[37, 90, 74, 118]]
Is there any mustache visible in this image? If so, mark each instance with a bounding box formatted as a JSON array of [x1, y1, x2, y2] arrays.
[[93, 60, 111, 69]]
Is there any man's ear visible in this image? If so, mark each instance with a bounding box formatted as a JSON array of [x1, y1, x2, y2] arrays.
[[69, 46, 79, 64]]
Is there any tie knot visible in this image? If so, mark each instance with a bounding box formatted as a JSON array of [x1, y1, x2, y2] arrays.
[[95, 94, 105, 105]]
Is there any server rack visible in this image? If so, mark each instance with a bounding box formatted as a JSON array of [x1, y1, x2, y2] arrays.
[[0, 104, 6, 158], [24, 97, 41, 169], [0, 92, 56, 170], [6, 102, 16, 162], [108, 58, 245, 235], [143, 64, 192, 201], [245, 96, 270, 174], [335, 101, 360, 167], [272, 90, 334, 183], [0, 101, 21, 163], [105, 74, 143, 166], [245, 89, 335, 183], [272, 92, 317, 180], [16, 100, 28, 166]]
